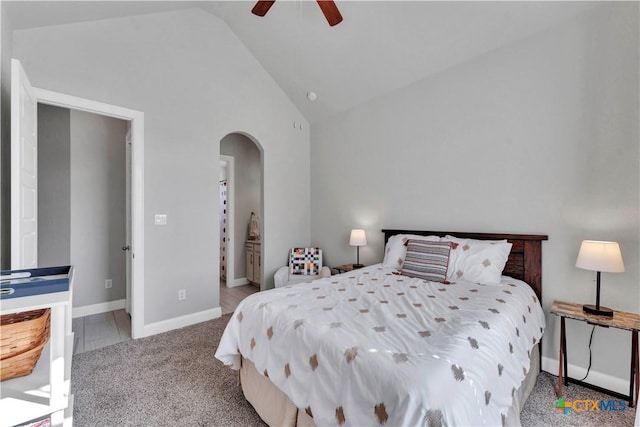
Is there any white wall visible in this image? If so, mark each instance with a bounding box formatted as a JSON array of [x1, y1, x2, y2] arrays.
[[221, 133, 262, 280], [11, 8, 310, 327], [70, 109, 127, 307], [310, 3, 639, 391], [0, 3, 13, 269], [38, 103, 70, 267]]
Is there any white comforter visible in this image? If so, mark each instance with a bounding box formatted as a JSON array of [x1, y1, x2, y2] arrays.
[[216, 264, 545, 426]]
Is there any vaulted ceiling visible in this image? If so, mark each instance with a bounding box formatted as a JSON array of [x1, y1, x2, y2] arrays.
[[4, 1, 598, 124]]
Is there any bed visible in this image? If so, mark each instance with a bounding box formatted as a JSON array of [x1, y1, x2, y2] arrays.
[[216, 229, 548, 426]]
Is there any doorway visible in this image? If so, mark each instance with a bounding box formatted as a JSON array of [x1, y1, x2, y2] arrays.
[[38, 104, 130, 328], [36, 90, 145, 338], [220, 133, 263, 289]]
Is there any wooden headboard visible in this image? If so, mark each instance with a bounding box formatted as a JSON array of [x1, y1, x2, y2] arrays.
[[382, 229, 548, 301]]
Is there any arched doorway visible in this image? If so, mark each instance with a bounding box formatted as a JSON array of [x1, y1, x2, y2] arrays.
[[219, 133, 263, 297]]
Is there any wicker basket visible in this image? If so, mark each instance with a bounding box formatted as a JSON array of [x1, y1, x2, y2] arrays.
[[0, 308, 51, 381]]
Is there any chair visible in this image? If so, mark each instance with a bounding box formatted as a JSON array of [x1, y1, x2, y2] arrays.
[[274, 247, 331, 288]]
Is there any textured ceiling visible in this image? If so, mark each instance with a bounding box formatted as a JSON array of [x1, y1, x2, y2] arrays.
[[4, 1, 599, 124]]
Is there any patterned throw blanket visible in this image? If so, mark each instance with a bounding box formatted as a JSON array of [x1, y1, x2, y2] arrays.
[[216, 264, 545, 426]]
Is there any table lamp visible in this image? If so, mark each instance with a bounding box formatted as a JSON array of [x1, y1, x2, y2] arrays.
[[349, 229, 367, 269], [575, 240, 625, 317]]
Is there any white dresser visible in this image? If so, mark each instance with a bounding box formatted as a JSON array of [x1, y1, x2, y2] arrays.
[[0, 268, 74, 427]]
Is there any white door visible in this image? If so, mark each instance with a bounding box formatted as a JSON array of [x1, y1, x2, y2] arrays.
[[11, 59, 38, 269]]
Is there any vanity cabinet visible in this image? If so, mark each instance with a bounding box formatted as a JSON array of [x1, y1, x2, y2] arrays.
[[246, 241, 261, 287]]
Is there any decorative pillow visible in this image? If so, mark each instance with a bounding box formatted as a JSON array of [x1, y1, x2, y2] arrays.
[[401, 240, 453, 283], [289, 248, 322, 276], [382, 234, 441, 270], [444, 236, 512, 284]]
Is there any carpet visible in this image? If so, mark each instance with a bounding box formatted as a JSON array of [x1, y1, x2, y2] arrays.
[[71, 314, 264, 426], [521, 371, 636, 426], [72, 314, 636, 426]]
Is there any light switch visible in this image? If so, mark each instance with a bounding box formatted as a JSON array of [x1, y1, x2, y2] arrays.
[[154, 214, 167, 225]]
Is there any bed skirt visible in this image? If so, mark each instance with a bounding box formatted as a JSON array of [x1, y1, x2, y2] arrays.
[[239, 343, 541, 427]]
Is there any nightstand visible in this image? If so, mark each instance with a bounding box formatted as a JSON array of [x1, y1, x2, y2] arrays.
[[550, 300, 640, 407], [332, 264, 362, 274]]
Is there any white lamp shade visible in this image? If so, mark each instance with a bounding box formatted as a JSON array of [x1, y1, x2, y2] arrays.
[[349, 229, 367, 247], [575, 240, 625, 273]]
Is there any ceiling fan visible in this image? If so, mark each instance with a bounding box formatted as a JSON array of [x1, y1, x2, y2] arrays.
[[251, 1, 343, 27]]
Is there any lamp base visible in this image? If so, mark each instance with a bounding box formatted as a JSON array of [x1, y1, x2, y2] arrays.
[[352, 264, 364, 269], [583, 304, 614, 317]]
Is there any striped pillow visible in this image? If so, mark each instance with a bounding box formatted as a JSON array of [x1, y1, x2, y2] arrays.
[[402, 240, 453, 283]]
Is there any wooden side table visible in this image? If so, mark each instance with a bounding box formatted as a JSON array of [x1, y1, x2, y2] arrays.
[[332, 264, 361, 274], [550, 300, 640, 407]]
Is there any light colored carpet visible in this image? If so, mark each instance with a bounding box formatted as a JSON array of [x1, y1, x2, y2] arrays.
[[71, 314, 265, 426], [72, 314, 637, 426], [521, 371, 636, 426]]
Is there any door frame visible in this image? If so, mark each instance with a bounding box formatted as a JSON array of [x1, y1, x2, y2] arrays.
[[34, 88, 145, 339], [125, 126, 132, 315], [220, 155, 236, 287]]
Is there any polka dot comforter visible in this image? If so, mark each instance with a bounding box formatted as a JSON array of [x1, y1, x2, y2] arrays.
[[216, 264, 545, 426]]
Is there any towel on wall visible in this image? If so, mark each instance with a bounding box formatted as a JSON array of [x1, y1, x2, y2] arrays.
[[248, 212, 260, 239]]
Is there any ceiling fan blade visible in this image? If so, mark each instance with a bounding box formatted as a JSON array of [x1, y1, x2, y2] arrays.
[[252, 1, 276, 17], [316, 0, 343, 26]]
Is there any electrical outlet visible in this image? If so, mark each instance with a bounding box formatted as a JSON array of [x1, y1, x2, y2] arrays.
[[178, 289, 186, 301], [105, 279, 112, 289]]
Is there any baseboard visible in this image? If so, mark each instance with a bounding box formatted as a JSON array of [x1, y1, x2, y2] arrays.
[[225, 277, 250, 288], [72, 299, 126, 318], [141, 307, 222, 337], [541, 356, 629, 395]]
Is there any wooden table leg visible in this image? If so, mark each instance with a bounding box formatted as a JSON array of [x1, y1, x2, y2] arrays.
[[558, 316, 566, 397], [632, 330, 638, 408], [563, 317, 568, 386], [635, 331, 639, 408]]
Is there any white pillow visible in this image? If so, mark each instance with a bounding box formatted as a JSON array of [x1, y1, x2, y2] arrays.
[[382, 234, 441, 270], [443, 235, 512, 284]]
